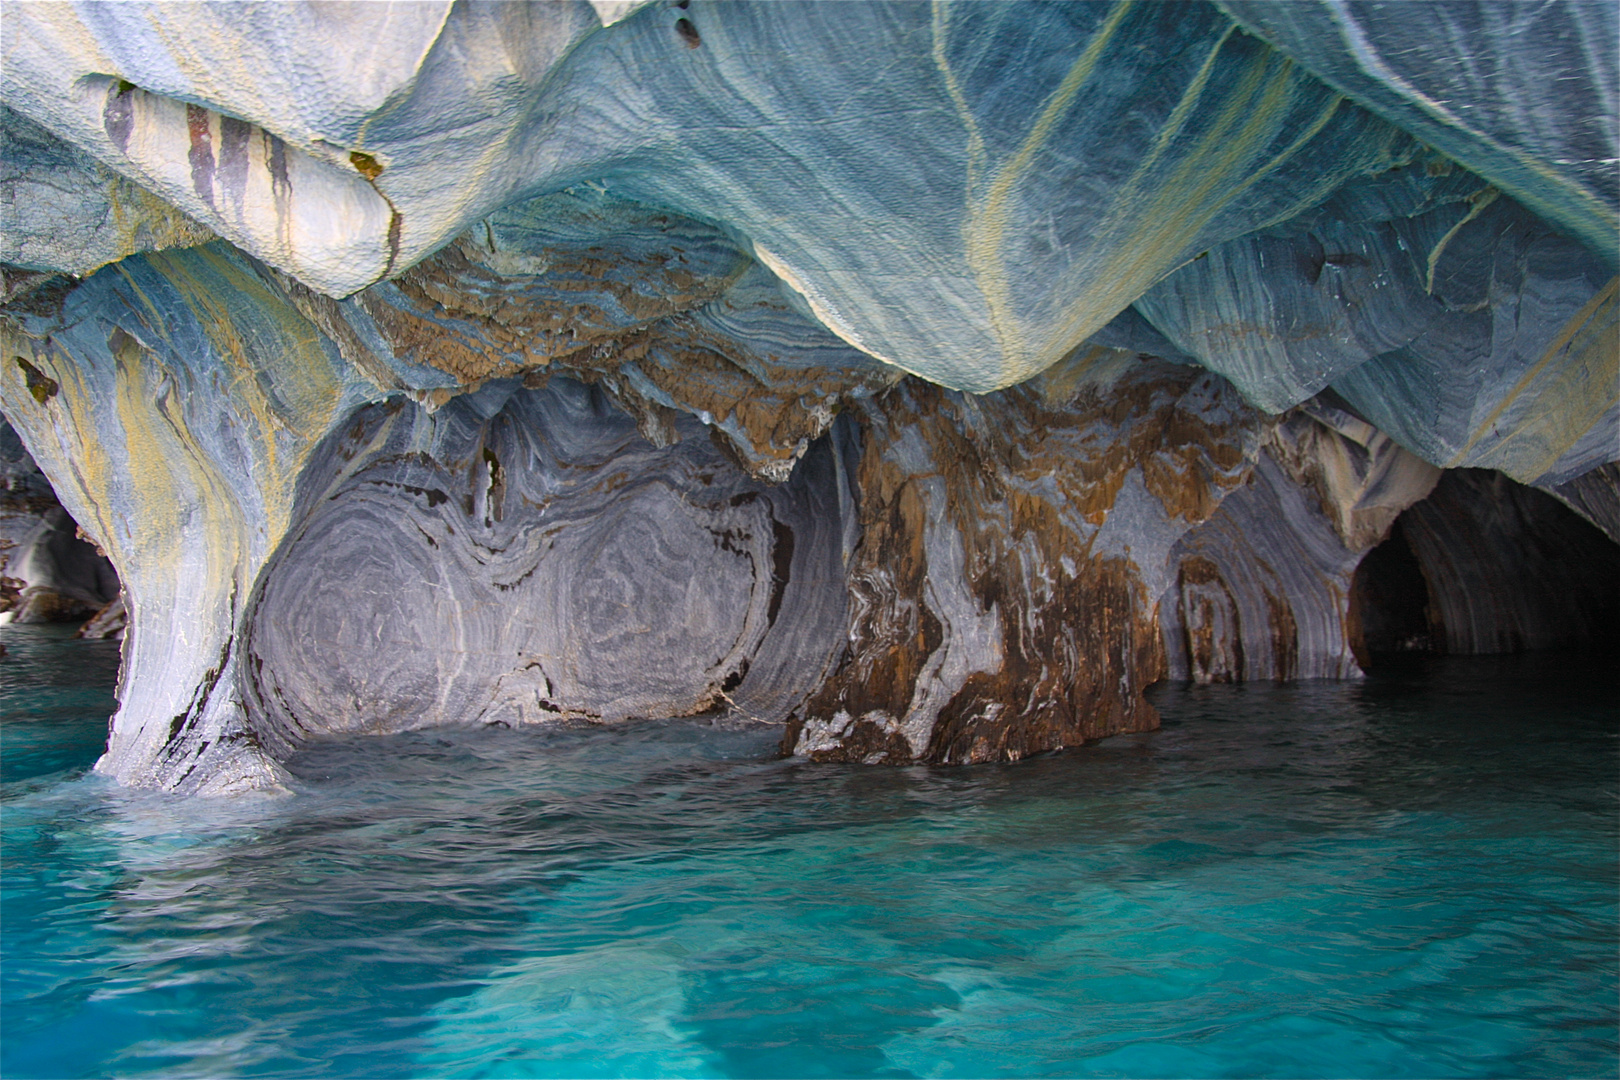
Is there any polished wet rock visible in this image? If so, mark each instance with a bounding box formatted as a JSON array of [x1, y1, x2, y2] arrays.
[[1, 0, 1616, 794], [244, 378, 853, 752]]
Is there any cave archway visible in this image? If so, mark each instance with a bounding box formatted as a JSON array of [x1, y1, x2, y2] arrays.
[[1349, 469, 1620, 668]]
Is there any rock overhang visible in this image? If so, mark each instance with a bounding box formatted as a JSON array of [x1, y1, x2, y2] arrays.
[[9, 1, 1612, 395], [1, 0, 1616, 792]]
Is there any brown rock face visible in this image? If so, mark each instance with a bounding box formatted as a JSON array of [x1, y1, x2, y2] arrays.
[[1158, 400, 1447, 686], [784, 352, 1266, 764], [10, 584, 101, 624]]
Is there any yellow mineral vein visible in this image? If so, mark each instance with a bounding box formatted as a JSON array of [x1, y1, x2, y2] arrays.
[[964, 0, 1134, 384], [930, 0, 986, 191], [1424, 187, 1499, 297], [1451, 275, 1620, 476]]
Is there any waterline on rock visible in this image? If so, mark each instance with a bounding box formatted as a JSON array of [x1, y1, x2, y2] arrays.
[[2, 637, 1615, 1078]]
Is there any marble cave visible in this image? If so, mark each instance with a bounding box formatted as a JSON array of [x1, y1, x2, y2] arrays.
[[2, 0, 1617, 798]]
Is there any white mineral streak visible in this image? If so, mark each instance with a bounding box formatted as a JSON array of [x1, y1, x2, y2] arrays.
[[901, 475, 1005, 758], [588, 1, 650, 28], [1092, 470, 1182, 604], [1267, 401, 1442, 553], [5, 0, 1418, 391], [1218, 0, 1618, 257]]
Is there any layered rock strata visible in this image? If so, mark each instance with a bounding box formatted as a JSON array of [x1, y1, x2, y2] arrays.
[[1159, 400, 1442, 684], [244, 378, 855, 753]]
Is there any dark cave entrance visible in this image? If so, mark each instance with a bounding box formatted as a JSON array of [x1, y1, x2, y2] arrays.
[[1348, 517, 1432, 660], [1349, 468, 1620, 669]]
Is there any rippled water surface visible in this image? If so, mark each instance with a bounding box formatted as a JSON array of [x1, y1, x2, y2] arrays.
[[3, 623, 1616, 1078]]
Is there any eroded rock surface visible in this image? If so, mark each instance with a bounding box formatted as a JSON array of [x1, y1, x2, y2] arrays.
[[1, 0, 1616, 793], [787, 353, 1265, 764], [244, 379, 853, 753], [1219, 0, 1618, 256], [1, 106, 215, 278]]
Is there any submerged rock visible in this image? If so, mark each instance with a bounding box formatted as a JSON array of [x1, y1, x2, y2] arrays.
[[0, 1, 1615, 792], [77, 594, 128, 641]]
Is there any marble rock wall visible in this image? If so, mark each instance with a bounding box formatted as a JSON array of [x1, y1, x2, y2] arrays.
[[242, 378, 855, 754], [1158, 401, 1441, 684], [1, 0, 1617, 794], [1219, 0, 1618, 257], [1, 245, 384, 793], [1135, 166, 1618, 487], [0, 178, 904, 791], [0, 0, 1437, 391], [786, 352, 1266, 764]]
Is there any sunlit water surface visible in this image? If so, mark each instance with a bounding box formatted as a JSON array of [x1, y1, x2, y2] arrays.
[[3, 622, 1616, 1078]]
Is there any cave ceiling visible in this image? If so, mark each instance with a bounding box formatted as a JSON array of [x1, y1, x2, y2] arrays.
[[0, 0, 1615, 793]]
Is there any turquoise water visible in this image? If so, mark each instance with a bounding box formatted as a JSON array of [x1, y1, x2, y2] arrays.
[[3, 623, 1616, 1078]]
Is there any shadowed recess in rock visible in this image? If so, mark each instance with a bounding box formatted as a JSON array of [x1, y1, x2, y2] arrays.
[[0, 418, 120, 627], [1349, 468, 1620, 663], [243, 378, 853, 756]]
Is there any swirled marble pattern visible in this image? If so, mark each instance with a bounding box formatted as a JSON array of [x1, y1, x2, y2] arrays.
[[785, 354, 1267, 765], [5, 1, 1421, 389], [1219, 0, 1618, 256], [244, 378, 852, 752], [2, 1, 1617, 794]]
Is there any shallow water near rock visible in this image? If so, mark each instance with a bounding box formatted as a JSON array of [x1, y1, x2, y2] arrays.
[[3, 623, 1616, 1079]]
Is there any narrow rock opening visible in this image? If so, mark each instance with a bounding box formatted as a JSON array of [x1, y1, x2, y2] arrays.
[[1, 420, 123, 637], [1349, 468, 1620, 668], [1347, 518, 1432, 662]]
